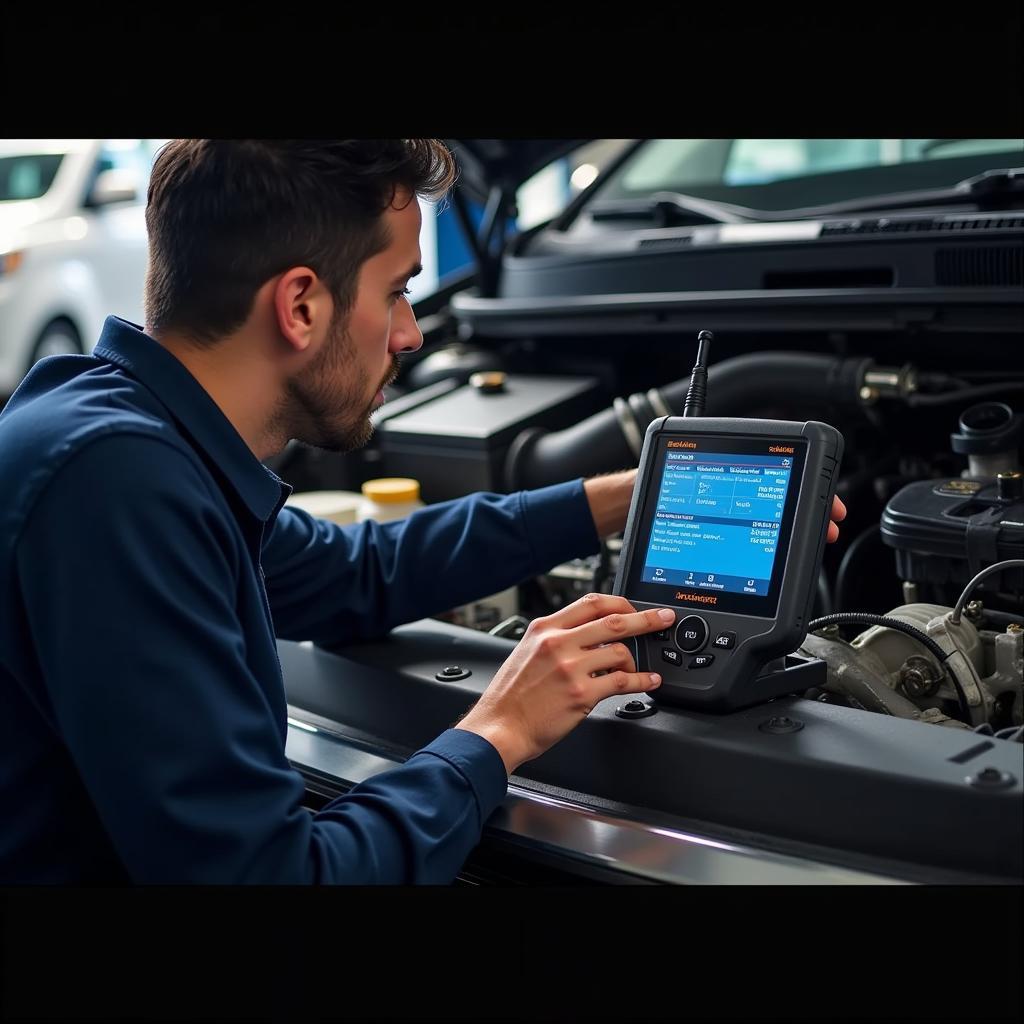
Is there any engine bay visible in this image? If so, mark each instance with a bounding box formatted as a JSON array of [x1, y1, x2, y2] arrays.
[[272, 326, 1023, 883], [275, 328, 1023, 735], [269, 183, 1023, 882]]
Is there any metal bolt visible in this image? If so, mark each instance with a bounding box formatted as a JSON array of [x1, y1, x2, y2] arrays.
[[759, 715, 804, 734], [859, 386, 879, 404], [899, 656, 939, 698], [1007, 623, 1023, 635], [435, 665, 471, 682], [615, 699, 657, 720], [967, 766, 1015, 790], [964, 600, 983, 621]]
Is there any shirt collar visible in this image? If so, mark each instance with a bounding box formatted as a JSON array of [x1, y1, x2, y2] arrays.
[[93, 316, 289, 523]]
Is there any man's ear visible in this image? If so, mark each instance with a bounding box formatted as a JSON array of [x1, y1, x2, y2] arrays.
[[272, 267, 331, 354]]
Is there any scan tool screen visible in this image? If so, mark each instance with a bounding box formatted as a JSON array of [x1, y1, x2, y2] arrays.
[[629, 435, 807, 616]]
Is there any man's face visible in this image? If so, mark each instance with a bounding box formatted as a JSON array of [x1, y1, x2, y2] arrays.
[[285, 191, 424, 452]]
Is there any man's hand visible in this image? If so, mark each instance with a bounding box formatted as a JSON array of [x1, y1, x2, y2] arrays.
[[455, 593, 671, 774], [585, 469, 848, 542], [826, 494, 847, 543], [582, 469, 638, 538]]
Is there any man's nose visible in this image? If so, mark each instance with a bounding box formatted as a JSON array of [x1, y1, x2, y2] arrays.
[[389, 297, 423, 354]]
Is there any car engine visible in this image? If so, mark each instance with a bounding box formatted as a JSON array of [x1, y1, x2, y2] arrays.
[[272, 340, 1023, 740], [268, 162, 1024, 745]]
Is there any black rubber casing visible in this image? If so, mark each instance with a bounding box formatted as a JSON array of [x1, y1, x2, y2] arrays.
[[613, 416, 844, 712]]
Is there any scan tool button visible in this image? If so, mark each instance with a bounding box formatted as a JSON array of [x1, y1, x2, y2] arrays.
[[661, 648, 682, 667], [688, 654, 715, 669], [712, 631, 736, 650], [675, 615, 708, 653]]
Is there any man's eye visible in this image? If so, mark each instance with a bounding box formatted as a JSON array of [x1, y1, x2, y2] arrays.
[[392, 287, 411, 302]]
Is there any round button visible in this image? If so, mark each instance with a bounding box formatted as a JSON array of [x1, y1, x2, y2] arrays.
[[675, 615, 708, 653]]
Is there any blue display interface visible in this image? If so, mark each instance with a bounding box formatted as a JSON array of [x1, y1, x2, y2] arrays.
[[641, 449, 795, 596]]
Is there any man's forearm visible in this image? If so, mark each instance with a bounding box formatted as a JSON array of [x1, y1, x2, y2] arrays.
[[583, 468, 638, 538]]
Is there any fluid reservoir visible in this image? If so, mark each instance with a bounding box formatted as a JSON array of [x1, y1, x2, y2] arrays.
[[286, 490, 365, 526], [357, 478, 425, 523]]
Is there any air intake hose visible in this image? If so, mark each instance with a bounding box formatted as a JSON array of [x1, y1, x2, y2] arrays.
[[504, 352, 871, 491]]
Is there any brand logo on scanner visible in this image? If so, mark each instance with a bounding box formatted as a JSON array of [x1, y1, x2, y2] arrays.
[[769, 445, 795, 454], [667, 441, 697, 449], [675, 591, 718, 604]]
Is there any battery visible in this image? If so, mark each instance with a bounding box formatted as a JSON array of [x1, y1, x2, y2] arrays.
[[376, 374, 601, 502]]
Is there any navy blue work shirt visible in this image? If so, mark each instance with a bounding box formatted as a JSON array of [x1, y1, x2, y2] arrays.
[[0, 317, 602, 884]]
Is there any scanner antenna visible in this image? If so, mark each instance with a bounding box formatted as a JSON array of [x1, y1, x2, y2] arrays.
[[682, 330, 714, 418]]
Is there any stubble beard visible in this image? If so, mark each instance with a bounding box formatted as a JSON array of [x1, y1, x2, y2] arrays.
[[281, 320, 399, 455]]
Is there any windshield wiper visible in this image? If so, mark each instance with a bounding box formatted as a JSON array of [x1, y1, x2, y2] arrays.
[[588, 168, 1024, 227], [791, 167, 1024, 217], [587, 190, 768, 226], [952, 165, 1024, 203]]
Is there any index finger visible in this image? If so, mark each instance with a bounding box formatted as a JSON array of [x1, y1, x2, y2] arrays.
[[831, 494, 847, 522], [570, 606, 677, 649], [541, 592, 639, 630]]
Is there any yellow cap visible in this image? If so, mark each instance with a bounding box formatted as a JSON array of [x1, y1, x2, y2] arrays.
[[361, 477, 421, 503]]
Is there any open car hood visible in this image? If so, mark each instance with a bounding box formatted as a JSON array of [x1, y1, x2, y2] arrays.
[[446, 139, 589, 203]]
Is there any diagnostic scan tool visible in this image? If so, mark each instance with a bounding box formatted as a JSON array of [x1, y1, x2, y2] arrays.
[[613, 332, 844, 711]]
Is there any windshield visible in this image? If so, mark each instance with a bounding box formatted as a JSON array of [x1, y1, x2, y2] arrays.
[[595, 139, 1024, 212], [0, 153, 65, 202]]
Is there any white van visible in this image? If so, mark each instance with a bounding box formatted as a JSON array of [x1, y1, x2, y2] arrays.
[[0, 139, 165, 397]]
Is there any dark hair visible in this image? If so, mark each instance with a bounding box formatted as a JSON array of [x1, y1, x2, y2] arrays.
[[143, 140, 456, 344]]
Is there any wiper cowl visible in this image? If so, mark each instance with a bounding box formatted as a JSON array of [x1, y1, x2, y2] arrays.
[[589, 190, 763, 227]]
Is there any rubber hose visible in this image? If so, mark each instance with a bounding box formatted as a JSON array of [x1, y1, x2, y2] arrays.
[[505, 353, 870, 490]]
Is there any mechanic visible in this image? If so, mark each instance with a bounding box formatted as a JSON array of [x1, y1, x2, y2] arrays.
[[0, 139, 845, 884]]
